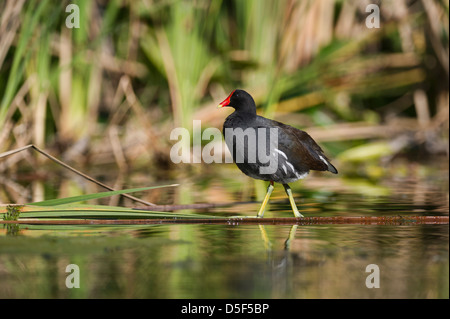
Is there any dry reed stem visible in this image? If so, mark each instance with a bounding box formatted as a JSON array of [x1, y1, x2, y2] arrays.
[[0, 0, 25, 69], [0, 144, 156, 206]]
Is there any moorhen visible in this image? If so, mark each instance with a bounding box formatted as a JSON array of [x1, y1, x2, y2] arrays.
[[219, 89, 337, 218]]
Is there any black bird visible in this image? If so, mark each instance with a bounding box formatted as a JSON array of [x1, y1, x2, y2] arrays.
[[219, 89, 337, 218]]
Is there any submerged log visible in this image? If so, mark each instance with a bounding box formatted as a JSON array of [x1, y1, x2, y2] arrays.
[[1, 215, 448, 226]]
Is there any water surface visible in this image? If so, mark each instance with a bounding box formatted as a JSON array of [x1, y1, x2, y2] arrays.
[[0, 169, 448, 299]]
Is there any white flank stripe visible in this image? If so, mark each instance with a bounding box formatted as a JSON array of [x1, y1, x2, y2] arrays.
[[275, 148, 288, 160], [286, 161, 295, 173]]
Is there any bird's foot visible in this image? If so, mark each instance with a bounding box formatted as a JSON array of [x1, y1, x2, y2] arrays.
[[293, 210, 304, 218]]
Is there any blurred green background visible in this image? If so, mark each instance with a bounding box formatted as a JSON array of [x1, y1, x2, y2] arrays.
[[0, 0, 448, 202]]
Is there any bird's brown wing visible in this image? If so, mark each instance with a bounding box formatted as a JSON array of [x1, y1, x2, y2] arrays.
[[278, 124, 336, 173]]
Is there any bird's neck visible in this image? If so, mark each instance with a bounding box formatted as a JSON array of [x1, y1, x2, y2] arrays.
[[233, 106, 257, 117]]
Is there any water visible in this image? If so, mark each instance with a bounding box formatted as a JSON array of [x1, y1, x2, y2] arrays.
[[0, 223, 448, 298], [0, 171, 448, 299]]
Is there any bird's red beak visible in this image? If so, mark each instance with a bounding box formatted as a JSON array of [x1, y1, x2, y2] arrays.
[[218, 90, 235, 108]]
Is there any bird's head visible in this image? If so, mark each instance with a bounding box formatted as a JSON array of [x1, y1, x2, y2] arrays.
[[218, 89, 256, 114]]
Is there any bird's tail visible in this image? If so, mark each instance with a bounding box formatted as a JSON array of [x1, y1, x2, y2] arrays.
[[327, 162, 338, 174]]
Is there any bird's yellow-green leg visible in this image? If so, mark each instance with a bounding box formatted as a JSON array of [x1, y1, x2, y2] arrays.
[[256, 181, 274, 218], [284, 224, 298, 250], [283, 184, 304, 218]]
